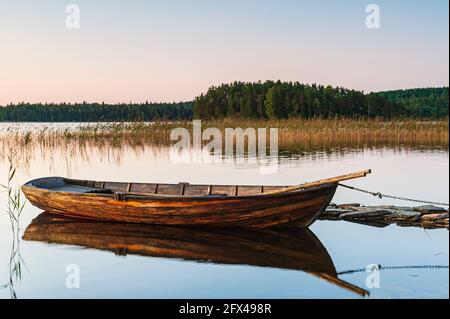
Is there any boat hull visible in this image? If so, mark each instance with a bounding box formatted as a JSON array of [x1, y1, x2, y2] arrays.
[[22, 177, 337, 228]]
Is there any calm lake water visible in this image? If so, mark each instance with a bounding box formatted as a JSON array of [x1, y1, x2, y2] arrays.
[[0, 123, 448, 298]]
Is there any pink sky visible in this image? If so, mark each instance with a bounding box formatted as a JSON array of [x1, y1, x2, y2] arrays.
[[0, 0, 448, 105]]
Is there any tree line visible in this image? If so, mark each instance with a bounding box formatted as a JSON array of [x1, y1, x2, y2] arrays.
[[376, 87, 448, 118], [0, 83, 447, 122], [194, 81, 448, 119], [0, 102, 193, 122]]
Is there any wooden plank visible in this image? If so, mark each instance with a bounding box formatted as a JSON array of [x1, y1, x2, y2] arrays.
[[130, 183, 157, 194], [157, 184, 180, 196], [262, 186, 286, 193], [185, 185, 209, 196], [104, 182, 128, 192], [210, 185, 235, 196], [238, 186, 263, 196]]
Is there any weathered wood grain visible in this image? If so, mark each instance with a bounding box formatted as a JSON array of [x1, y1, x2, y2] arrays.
[[22, 177, 338, 228]]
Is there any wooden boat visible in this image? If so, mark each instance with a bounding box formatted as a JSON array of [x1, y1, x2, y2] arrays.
[[22, 170, 371, 228], [23, 212, 369, 296]]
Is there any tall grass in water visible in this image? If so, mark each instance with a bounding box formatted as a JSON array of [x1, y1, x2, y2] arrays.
[[0, 119, 448, 168], [1, 119, 448, 149], [0, 153, 26, 299], [204, 118, 449, 150]]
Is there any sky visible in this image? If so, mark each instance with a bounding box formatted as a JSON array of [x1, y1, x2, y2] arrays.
[[0, 0, 448, 104]]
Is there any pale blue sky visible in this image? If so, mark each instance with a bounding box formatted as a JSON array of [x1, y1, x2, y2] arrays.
[[0, 0, 448, 104]]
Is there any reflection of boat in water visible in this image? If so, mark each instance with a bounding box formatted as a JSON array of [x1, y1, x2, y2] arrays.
[[23, 212, 368, 296]]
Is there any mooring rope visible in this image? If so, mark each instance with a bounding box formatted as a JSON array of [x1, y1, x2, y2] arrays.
[[338, 265, 449, 275], [338, 183, 449, 207]]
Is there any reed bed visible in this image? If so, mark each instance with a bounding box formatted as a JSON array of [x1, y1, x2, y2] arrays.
[[0, 119, 448, 164]]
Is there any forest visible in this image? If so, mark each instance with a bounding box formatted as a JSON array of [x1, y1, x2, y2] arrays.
[[376, 87, 448, 118], [0, 83, 447, 121]]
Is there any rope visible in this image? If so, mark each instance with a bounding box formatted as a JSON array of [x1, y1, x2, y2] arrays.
[[338, 183, 449, 207], [338, 265, 449, 275]]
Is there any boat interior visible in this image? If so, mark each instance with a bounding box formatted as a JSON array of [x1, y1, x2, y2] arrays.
[[30, 177, 290, 197]]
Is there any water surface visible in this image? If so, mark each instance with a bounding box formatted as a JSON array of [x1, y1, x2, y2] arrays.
[[0, 123, 448, 298]]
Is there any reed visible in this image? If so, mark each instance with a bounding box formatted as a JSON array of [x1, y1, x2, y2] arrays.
[[0, 152, 26, 299]]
